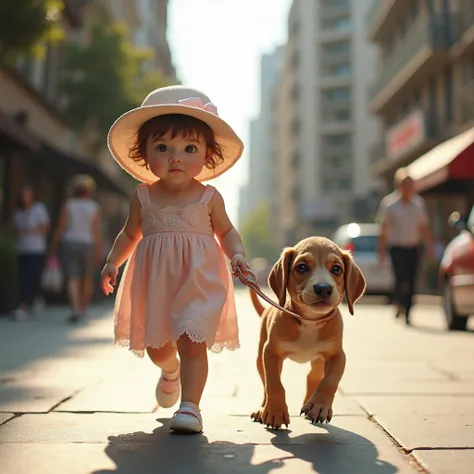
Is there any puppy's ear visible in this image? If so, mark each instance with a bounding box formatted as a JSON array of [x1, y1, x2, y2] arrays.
[[342, 252, 366, 315], [268, 248, 295, 307]]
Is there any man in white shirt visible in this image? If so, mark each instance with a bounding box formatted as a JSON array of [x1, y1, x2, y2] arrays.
[[377, 168, 434, 325]]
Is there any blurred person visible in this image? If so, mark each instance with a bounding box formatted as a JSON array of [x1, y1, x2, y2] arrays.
[[377, 168, 434, 325], [49, 174, 102, 323], [101, 86, 249, 434], [12, 185, 50, 321]]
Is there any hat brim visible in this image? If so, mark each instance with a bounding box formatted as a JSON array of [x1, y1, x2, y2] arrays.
[[107, 104, 244, 183]]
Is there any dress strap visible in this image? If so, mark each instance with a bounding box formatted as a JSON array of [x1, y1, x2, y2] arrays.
[[199, 185, 216, 205], [136, 184, 150, 206]]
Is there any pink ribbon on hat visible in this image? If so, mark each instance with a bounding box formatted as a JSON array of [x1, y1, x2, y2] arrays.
[[178, 97, 218, 116]]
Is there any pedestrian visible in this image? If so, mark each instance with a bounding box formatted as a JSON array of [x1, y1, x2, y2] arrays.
[[12, 185, 50, 321], [101, 86, 249, 434], [48, 174, 102, 323], [377, 167, 434, 325]]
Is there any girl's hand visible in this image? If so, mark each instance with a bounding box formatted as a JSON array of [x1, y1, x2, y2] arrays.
[[101, 262, 118, 295], [231, 254, 250, 278]]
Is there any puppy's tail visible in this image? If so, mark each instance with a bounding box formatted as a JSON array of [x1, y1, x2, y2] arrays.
[[249, 288, 265, 317]]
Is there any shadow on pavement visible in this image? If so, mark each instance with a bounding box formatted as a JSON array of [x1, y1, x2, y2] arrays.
[[0, 303, 115, 373], [91, 418, 397, 474], [269, 427, 398, 474]]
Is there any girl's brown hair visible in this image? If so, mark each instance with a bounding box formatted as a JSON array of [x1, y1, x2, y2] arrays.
[[129, 114, 225, 171]]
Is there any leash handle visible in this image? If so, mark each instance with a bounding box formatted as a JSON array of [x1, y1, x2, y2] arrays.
[[235, 267, 305, 320]]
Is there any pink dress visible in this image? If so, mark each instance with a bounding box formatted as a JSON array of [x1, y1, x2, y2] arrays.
[[114, 184, 240, 357]]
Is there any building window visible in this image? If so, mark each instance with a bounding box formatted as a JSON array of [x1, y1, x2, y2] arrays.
[[328, 0, 349, 6], [332, 64, 352, 76], [328, 87, 350, 101], [326, 41, 350, 54], [334, 109, 351, 121], [333, 17, 351, 30], [325, 134, 350, 146]]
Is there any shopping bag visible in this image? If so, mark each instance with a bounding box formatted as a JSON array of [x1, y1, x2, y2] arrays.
[[40, 256, 63, 293]]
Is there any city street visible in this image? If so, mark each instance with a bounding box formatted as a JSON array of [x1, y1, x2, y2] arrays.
[[0, 288, 473, 474]]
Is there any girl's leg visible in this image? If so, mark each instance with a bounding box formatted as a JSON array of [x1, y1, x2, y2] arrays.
[[146, 342, 179, 373], [147, 343, 181, 409], [176, 334, 208, 406]]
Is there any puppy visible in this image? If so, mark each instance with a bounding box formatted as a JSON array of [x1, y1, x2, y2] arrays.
[[250, 236, 366, 429]]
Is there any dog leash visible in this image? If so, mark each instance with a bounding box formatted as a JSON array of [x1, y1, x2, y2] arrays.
[[235, 267, 338, 324]]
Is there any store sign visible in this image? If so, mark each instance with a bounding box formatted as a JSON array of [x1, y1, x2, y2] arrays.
[[386, 109, 426, 161]]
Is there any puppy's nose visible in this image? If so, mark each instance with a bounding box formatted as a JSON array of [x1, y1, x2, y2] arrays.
[[313, 283, 333, 298]]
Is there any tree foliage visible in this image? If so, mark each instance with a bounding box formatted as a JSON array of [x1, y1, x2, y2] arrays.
[[240, 202, 280, 263], [0, 0, 64, 64], [60, 5, 169, 151]]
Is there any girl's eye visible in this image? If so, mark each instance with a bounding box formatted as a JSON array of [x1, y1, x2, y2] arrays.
[[185, 145, 197, 153], [295, 263, 309, 274], [157, 144, 168, 152], [331, 265, 343, 275]]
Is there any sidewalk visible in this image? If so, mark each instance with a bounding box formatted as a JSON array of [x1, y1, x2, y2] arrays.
[[0, 291, 472, 473]]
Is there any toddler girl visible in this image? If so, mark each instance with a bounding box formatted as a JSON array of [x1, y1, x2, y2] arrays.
[[101, 86, 249, 434]]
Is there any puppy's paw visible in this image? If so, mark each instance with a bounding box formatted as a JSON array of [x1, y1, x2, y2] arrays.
[[252, 401, 290, 429], [300, 396, 333, 424], [251, 407, 264, 423]]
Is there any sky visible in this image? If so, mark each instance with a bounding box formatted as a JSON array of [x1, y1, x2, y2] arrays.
[[168, 0, 292, 224]]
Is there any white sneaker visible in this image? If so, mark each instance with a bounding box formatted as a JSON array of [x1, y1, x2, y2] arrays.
[[169, 402, 203, 434], [12, 308, 32, 322]]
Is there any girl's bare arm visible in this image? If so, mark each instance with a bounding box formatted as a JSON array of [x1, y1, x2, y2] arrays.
[[210, 191, 246, 261], [105, 191, 143, 268]]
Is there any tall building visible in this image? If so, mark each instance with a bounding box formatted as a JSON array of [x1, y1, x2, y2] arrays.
[[368, 0, 474, 237], [238, 46, 283, 228], [274, 0, 380, 247], [106, 0, 177, 82]]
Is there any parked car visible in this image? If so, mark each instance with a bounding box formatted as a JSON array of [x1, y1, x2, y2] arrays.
[[439, 206, 474, 330], [332, 223, 393, 296]]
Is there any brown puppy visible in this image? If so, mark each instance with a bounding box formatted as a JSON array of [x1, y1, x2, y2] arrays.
[[250, 236, 366, 429]]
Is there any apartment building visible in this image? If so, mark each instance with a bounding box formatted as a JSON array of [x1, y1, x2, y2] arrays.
[[238, 47, 283, 228], [106, 0, 177, 82], [0, 1, 129, 227], [274, 0, 380, 247], [368, 0, 474, 235]]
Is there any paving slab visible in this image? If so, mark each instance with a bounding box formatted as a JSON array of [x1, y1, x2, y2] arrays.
[[0, 412, 396, 446], [373, 414, 474, 450], [0, 413, 14, 425], [357, 395, 474, 416], [0, 442, 419, 474], [412, 449, 474, 474], [339, 378, 474, 396], [198, 392, 366, 417], [56, 374, 158, 413], [0, 377, 79, 413]]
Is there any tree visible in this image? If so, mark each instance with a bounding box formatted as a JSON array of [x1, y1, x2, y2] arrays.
[[60, 4, 169, 152], [240, 203, 280, 263], [0, 0, 64, 65]]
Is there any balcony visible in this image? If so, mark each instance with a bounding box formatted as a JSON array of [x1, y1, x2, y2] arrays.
[[320, 4, 350, 21], [369, 15, 450, 113], [370, 108, 447, 174], [320, 50, 351, 67], [451, 2, 474, 57], [367, 0, 411, 42]]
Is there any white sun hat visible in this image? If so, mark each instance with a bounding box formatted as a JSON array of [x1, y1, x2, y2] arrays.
[[107, 85, 244, 183]]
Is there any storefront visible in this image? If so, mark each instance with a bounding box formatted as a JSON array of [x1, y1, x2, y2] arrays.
[[407, 126, 474, 242], [0, 112, 130, 313]]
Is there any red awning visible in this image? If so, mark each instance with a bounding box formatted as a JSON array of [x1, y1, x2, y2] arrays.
[[408, 127, 474, 193]]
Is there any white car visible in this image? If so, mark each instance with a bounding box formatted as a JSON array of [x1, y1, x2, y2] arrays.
[[332, 223, 393, 296]]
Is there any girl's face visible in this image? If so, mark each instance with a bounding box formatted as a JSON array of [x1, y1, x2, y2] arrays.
[[145, 131, 209, 182]]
